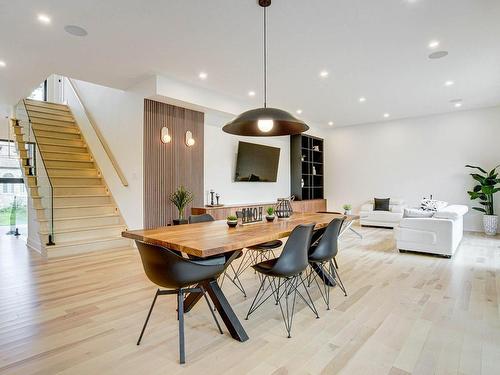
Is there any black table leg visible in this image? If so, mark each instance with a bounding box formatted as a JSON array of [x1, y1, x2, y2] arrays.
[[310, 262, 337, 287], [204, 279, 249, 342]]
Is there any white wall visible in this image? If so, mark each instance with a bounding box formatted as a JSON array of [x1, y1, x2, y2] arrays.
[[325, 106, 500, 231], [0, 117, 9, 139], [204, 111, 327, 205], [63, 79, 144, 229]]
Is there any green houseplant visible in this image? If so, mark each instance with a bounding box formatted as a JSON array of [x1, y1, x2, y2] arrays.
[[227, 215, 238, 228], [169, 186, 194, 225], [466, 164, 500, 235], [266, 206, 275, 222], [342, 204, 352, 215]]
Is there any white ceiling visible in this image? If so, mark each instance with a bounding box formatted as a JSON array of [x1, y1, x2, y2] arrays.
[[1, 0, 500, 127]]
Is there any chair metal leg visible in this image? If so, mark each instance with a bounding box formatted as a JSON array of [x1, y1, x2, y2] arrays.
[[330, 260, 347, 296], [245, 276, 277, 319], [296, 274, 320, 317], [200, 286, 223, 334], [178, 289, 185, 364], [333, 257, 339, 269], [137, 289, 159, 345], [277, 276, 299, 338]]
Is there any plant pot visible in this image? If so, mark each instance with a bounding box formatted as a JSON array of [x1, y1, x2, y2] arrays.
[[173, 219, 188, 226], [227, 220, 238, 228], [483, 214, 498, 236], [266, 215, 275, 222], [344, 210, 352, 215]]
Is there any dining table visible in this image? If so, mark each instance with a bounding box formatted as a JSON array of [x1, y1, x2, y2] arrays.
[[122, 212, 358, 343]]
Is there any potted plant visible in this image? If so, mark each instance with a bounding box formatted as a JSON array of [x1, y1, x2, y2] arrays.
[[466, 164, 500, 235], [226, 215, 238, 228], [170, 186, 194, 225], [343, 204, 352, 215], [266, 207, 276, 222]]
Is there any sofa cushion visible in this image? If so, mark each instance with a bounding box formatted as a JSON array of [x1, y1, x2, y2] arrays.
[[403, 208, 435, 218], [374, 198, 390, 211], [433, 205, 469, 220], [369, 197, 405, 205]]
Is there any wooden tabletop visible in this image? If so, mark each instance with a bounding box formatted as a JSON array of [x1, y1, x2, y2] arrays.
[[123, 212, 359, 258]]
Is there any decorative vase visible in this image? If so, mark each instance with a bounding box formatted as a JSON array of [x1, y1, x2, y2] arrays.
[[266, 215, 275, 222], [227, 220, 238, 228], [483, 214, 498, 236], [344, 210, 352, 215], [173, 219, 188, 226]]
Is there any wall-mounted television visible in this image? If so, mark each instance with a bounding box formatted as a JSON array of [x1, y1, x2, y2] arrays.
[[234, 141, 280, 182]]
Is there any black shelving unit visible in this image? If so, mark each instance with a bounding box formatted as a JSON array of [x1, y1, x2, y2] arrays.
[[290, 134, 324, 200]]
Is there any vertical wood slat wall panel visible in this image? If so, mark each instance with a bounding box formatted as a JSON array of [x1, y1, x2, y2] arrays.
[[144, 99, 204, 229]]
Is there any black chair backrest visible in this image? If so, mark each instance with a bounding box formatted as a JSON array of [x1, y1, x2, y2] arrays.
[[188, 214, 215, 224], [309, 218, 345, 259], [271, 223, 315, 277], [135, 241, 224, 289]]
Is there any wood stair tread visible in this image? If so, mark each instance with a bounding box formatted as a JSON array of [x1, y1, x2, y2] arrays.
[[25, 99, 70, 110], [38, 213, 121, 222], [43, 158, 93, 162], [33, 133, 82, 140], [42, 149, 91, 155], [40, 224, 126, 235]]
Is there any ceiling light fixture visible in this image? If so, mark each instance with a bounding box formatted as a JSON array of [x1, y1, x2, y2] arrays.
[[198, 72, 207, 80], [328, 121, 334, 126], [445, 80, 454, 86], [428, 40, 440, 49], [0, 61, 6, 68], [383, 113, 390, 118], [429, 51, 448, 59], [296, 109, 303, 115], [64, 25, 88, 37], [248, 91, 256, 97], [222, 0, 308, 137], [37, 14, 51, 24], [454, 102, 462, 108], [319, 70, 329, 78], [359, 97, 366, 103]]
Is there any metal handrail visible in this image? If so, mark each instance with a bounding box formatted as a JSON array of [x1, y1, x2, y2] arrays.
[[65, 78, 129, 187], [19, 99, 55, 245]]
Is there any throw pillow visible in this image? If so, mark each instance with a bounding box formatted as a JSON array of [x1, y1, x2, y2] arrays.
[[374, 198, 390, 211], [420, 199, 448, 212]]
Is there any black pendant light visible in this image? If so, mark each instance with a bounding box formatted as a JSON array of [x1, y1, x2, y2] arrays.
[[222, 0, 309, 137]]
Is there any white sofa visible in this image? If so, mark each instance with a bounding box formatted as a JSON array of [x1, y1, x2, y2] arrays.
[[394, 205, 469, 258], [359, 198, 406, 228]]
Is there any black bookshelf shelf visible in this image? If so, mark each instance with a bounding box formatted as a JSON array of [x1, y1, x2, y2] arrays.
[[291, 134, 324, 201]]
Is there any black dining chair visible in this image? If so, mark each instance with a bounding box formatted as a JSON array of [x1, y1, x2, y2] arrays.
[[307, 218, 347, 310], [227, 211, 284, 296], [135, 241, 225, 364], [188, 214, 246, 296], [245, 223, 319, 338]]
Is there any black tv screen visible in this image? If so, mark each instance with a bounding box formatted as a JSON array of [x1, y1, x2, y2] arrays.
[[234, 141, 280, 182]]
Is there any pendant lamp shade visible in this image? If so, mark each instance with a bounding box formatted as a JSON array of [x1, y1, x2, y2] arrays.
[[222, 0, 309, 137], [222, 107, 309, 136]]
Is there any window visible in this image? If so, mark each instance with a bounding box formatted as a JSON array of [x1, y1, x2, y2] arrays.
[[28, 80, 47, 101]]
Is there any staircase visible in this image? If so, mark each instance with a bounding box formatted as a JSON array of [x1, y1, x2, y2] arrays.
[[13, 98, 131, 257]]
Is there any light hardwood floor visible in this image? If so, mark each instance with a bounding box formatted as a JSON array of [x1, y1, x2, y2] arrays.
[[0, 226, 499, 374]]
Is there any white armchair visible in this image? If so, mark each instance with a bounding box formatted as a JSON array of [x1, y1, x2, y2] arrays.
[[394, 205, 468, 258]]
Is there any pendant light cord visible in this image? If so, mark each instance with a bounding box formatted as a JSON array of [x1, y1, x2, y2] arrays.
[[263, 6, 267, 108]]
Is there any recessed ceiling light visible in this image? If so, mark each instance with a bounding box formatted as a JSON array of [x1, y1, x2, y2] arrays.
[[359, 97, 366, 103], [383, 113, 390, 118], [429, 51, 448, 59], [0, 60, 6, 68], [444, 80, 454, 86], [428, 40, 440, 49], [296, 109, 303, 115], [454, 102, 462, 108], [198, 72, 207, 80], [37, 14, 51, 24], [328, 121, 334, 126], [64, 25, 88, 37], [248, 91, 256, 97], [319, 70, 329, 78]]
